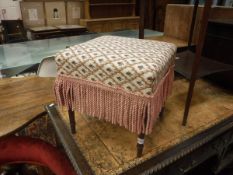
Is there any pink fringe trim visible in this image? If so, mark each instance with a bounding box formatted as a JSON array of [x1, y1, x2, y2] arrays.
[[54, 66, 174, 135]]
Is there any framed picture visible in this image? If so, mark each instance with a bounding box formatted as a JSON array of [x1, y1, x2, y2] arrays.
[[45, 1, 66, 26], [67, 1, 84, 25], [20, 2, 45, 28]]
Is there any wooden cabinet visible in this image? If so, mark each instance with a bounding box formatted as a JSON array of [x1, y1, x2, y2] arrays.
[[81, 0, 139, 32], [203, 19, 233, 88], [80, 16, 139, 32]]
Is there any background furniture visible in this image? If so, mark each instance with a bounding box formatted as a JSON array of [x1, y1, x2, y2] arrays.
[[29, 26, 61, 39], [37, 56, 56, 77], [0, 29, 161, 78], [170, 1, 233, 125], [135, 0, 232, 31], [1, 20, 28, 43], [0, 77, 54, 137], [0, 24, 3, 44], [174, 4, 233, 80], [29, 25, 87, 40], [80, 0, 139, 32], [146, 5, 233, 49], [56, 25, 87, 35], [203, 19, 233, 88], [20, 1, 84, 28]]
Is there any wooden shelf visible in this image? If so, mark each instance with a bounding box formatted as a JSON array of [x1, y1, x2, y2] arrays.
[[90, 3, 135, 6], [83, 0, 137, 32], [82, 16, 139, 22], [80, 16, 139, 33], [175, 50, 233, 79]]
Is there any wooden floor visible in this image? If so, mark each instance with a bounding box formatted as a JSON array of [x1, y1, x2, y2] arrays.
[[59, 77, 233, 175]]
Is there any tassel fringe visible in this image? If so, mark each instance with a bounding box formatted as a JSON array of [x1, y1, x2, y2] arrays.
[[54, 66, 174, 135]]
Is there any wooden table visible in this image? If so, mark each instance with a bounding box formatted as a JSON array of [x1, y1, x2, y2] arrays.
[[29, 25, 87, 40], [0, 77, 55, 137], [29, 26, 61, 40]]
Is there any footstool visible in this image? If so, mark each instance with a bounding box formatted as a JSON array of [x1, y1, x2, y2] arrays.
[[54, 36, 177, 157]]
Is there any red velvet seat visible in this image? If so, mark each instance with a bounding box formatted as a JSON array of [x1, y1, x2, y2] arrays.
[[0, 136, 76, 175]]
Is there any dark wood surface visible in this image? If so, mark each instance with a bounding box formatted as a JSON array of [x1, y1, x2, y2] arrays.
[[0, 77, 54, 137]]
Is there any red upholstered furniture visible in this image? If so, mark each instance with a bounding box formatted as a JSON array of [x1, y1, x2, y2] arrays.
[[0, 136, 76, 175]]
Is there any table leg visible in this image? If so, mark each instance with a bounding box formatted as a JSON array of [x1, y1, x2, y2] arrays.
[[68, 108, 76, 134], [137, 133, 145, 157]]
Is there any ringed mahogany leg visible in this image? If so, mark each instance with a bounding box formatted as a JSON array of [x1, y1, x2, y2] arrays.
[[159, 107, 165, 119], [68, 108, 76, 134], [137, 133, 145, 157]]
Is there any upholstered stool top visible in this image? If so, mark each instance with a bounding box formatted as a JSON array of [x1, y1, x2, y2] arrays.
[[54, 36, 177, 134], [55, 36, 176, 96]]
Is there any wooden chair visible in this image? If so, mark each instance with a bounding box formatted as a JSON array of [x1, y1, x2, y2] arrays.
[[37, 56, 57, 77]]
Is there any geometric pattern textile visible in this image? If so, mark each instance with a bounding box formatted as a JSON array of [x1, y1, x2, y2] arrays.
[[55, 36, 176, 96]]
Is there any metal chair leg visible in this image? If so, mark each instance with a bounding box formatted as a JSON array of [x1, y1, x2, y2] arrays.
[[68, 108, 76, 134], [137, 133, 145, 157]]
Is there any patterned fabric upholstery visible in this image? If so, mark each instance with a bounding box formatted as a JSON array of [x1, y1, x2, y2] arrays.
[[55, 36, 176, 96]]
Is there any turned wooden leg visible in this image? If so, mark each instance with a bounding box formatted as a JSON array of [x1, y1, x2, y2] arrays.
[[68, 108, 76, 134], [159, 107, 165, 119], [137, 133, 145, 157]]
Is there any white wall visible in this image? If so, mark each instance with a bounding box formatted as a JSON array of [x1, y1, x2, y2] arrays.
[[0, 0, 22, 21]]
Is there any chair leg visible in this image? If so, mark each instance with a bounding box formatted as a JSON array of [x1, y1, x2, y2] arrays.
[[159, 107, 165, 119], [137, 133, 145, 157], [68, 108, 76, 134]]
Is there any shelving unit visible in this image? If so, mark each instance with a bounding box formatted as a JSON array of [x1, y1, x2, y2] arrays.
[[89, 3, 136, 6], [80, 0, 139, 32]]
